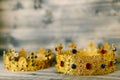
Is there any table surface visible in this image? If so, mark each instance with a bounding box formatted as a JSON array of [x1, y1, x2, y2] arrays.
[[0, 56, 120, 80]]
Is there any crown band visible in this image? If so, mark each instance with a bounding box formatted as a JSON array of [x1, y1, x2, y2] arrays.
[[55, 42, 116, 75], [3, 48, 55, 71]]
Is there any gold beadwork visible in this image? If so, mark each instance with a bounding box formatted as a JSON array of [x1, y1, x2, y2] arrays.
[[89, 42, 95, 48], [55, 42, 116, 75], [104, 42, 110, 50], [69, 42, 76, 49], [3, 48, 55, 71]]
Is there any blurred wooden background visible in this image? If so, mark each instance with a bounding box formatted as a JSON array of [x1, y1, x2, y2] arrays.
[[0, 0, 120, 80], [0, 0, 120, 53]]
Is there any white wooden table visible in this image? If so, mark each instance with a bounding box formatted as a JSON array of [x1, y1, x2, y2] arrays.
[[0, 56, 120, 80]]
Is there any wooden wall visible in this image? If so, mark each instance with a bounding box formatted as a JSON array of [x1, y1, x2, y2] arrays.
[[0, 0, 120, 53]]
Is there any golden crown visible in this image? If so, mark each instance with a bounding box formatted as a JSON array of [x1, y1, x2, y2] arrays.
[[55, 42, 117, 75], [3, 48, 55, 72]]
